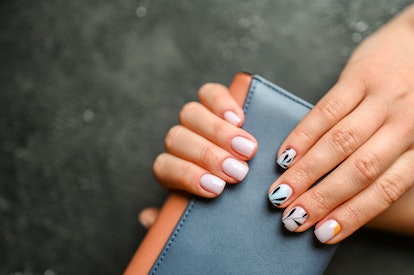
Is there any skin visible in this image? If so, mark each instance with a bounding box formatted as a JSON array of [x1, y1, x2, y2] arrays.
[[149, 4, 414, 243]]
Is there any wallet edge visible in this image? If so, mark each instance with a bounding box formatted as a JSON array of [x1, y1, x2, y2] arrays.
[[123, 72, 253, 275]]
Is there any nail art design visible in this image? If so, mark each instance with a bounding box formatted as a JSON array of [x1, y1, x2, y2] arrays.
[[282, 206, 308, 232], [268, 184, 293, 206], [277, 148, 296, 169], [314, 219, 341, 243]]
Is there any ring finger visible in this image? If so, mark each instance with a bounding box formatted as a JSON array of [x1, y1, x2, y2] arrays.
[[165, 125, 249, 183]]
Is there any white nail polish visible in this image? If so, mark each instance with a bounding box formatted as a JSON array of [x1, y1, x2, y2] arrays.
[[200, 174, 226, 195], [277, 148, 296, 169], [224, 110, 242, 126], [222, 158, 249, 181], [314, 219, 341, 243], [231, 136, 256, 158], [282, 206, 308, 231]]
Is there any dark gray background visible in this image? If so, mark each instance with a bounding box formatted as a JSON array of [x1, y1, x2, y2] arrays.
[[1, 1, 414, 274]]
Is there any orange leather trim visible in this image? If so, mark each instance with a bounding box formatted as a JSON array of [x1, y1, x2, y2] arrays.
[[123, 72, 253, 275], [229, 72, 253, 106]]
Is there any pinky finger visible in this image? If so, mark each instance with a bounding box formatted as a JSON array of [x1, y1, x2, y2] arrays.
[[314, 149, 414, 244], [153, 153, 226, 198]]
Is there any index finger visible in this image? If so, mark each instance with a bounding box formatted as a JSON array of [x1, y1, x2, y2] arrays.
[[277, 73, 366, 168]]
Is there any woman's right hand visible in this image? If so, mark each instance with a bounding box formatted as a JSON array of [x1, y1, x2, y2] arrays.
[[152, 83, 258, 198]]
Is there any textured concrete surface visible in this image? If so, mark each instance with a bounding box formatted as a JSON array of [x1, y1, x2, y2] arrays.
[[1, 1, 414, 274]]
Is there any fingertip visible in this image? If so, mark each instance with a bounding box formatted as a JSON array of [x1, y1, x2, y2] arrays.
[[314, 219, 342, 244], [139, 207, 160, 229], [224, 110, 242, 126], [231, 136, 257, 159], [199, 173, 226, 196], [276, 148, 297, 169]]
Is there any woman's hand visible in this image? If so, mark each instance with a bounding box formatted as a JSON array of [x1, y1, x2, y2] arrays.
[[153, 83, 258, 198], [268, 4, 414, 244]]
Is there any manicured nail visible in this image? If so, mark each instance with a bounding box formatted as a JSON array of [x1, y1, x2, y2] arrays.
[[282, 206, 308, 231], [224, 110, 242, 126], [268, 183, 293, 207], [222, 158, 249, 181], [277, 148, 296, 169], [314, 219, 341, 243], [200, 174, 226, 195], [231, 136, 256, 158]]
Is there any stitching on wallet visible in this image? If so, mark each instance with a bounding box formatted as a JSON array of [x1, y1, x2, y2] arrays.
[[151, 199, 196, 274], [243, 78, 256, 114]]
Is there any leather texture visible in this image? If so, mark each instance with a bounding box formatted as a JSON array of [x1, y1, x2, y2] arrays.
[[149, 74, 337, 274]]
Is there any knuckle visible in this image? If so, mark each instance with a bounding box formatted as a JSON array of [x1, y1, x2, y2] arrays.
[[211, 119, 228, 138], [343, 203, 365, 227], [376, 173, 406, 205], [164, 125, 184, 151], [179, 101, 199, 123], [294, 128, 313, 144], [330, 127, 359, 156], [199, 143, 220, 164], [316, 99, 342, 123], [353, 152, 381, 184], [291, 163, 313, 186], [310, 188, 331, 212]]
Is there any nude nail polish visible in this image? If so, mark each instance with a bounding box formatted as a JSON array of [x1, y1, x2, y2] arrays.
[[231, 136, 256, 158], [224, 110, 242, 126], [200, 174, 226, 195], [268, 183, 293, 207], [222, 158, 249, 181], [277, 148, 296, 169], [314, 219, 341, 243], [282, 206, 308, 231]]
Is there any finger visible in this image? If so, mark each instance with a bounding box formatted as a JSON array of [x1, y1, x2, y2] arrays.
[[314, 148, 414, 244], [165, 125, 249, 183], [276, 74, 366, 168], [153, 153, 226, 198], [139, 207, 160, 229], [269, 96, 387, 207], [280, 123, 409, 232], [179, 102, 258, 160], [198, 83, 245, 126]]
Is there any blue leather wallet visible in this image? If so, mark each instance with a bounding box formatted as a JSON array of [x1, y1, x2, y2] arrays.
[[126, 73, 337, 274]]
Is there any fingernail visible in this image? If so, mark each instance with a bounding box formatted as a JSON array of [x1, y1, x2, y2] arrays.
[[224, 110, 242, 126], [282, 206, 308, 231], [231, 136, 256, 158], [314, 219, 341, 243], [200, 174, 226, 195], [268, 183, 293, 207], [277, 148, 296, 169], [222, 158, 249, 181]]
